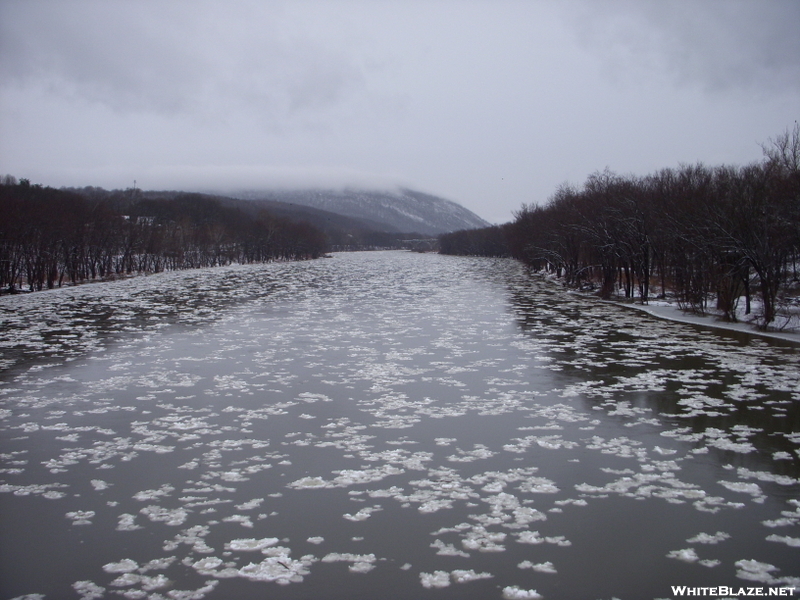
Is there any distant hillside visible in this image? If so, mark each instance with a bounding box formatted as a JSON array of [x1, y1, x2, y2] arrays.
[[233, 188, 491, 235], [64, 187, 450, 250], [211, 195, 419, 249]]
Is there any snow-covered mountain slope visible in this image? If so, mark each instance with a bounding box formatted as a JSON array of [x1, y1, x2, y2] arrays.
[[234, 188, 491, 235]]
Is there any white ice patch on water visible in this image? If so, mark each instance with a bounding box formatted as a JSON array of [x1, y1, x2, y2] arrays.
[[515, 531, 545, 544], [237, 551, 314, 585], [462, 526, 507, 552], [162, 579, 219, 599], [72, 580, 105, 599], [765, 534, 800, 547], [222, 514, 254, 528], [420, 570, 450, 588], [431, 539, 470, 557], [321, 552, 376, 574], [666, 548, 699, 562], [192, 557, 224, 576], [343, 505, 382, 521], [109, 572, 169, 590], [65, 510, 95, 526], [234, 498, 263, 511], [735, 559, 780, 583], [686, 531, 730, 544], [140, 505, 188, 526], [133, 484, 175, 501], [103, 559, 139, 573], [451, 569, 493, 583], [115, 513, 141, 531], [718, 480, 765, 502], [288, 465, 404, 490], [518, 560, 557, 573], [225, 537, 280, 551], [734, 466, 798, 486], [502, 585, 543, 599]]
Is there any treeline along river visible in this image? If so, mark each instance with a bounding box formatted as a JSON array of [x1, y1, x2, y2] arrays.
[[0, 251, 798, 599]]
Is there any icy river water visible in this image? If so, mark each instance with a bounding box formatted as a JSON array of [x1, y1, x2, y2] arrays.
[[1, 251, 798, 600]]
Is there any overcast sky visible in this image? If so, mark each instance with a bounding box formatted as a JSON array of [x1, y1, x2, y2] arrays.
[[1, 0, 798, 224]]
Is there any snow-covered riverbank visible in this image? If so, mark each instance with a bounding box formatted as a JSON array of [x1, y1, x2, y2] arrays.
[[613, 300, 800, 345]]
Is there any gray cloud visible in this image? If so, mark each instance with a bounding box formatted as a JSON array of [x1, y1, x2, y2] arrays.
[[1, 1, 797, 224], [570, 0, 800, 94], [0, 1, 374, 121]]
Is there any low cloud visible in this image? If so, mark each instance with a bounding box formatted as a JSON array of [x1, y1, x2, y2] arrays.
[[569, 0, 800, 94]]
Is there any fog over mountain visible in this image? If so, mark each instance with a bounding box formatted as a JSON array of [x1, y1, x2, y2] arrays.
[[233, 187, 491, 236]]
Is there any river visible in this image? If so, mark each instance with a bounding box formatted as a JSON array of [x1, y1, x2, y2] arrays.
[[1, 251, 798, 600]]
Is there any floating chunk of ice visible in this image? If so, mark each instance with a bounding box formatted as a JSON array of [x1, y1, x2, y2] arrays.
[[515, 531, 545, 544], [237, 554, 311, 585], [686, 531, 730, 544], [66, 510, 95, 526], [462, 526, 507, 552], [321, 552, 376, 574], [431, 539, 470, 557], [103, 559, 139, 573], [718, 480, 765, 502], [140, 505, 188, 526], [502, 585, 543, 599], [193, 557, 223, 571], [666, 548, 699, 562], [72, 580, 105, 599], [765, 534, 800, 547], [451, 569, 493, 583], [735, 466, 798, 486], [133, 484, 175, 501], [349, 561, 375, 573], [161, 579, 218, 599], [699, 559, 721, 568], [222, 514, 254, 528], [735, 559, 780, 583], [420, 571, 450, 588], [225, 538, 280, 551], [343, 506, 382, 521], [116, 513, 141, 531], [708, 438, 756, 454], [109, 573, 169, 591], [518, 560, 557, 573]]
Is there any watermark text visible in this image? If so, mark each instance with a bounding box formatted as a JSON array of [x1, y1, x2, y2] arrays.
[[672, 586, 796, 597]]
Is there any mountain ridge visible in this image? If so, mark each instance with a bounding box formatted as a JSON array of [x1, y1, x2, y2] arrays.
[[230, 187, 490, 235]]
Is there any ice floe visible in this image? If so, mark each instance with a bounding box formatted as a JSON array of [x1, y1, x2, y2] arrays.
[[2, 252, 799, 599], [502, 585, 543, 599]]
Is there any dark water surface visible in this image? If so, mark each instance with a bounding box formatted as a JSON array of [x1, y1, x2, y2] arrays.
[[1, 251, 798, 600]]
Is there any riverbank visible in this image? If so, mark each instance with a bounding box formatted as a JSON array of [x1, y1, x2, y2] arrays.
[[612, 299, 800, 344], [532, 269, 800, 345]]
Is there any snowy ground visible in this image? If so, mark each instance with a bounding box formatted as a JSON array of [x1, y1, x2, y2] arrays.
[[614, 300, 800, 345]]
